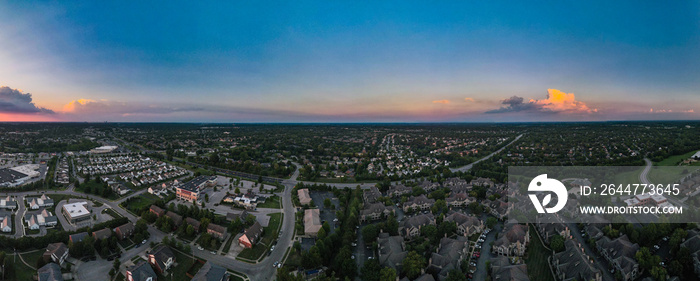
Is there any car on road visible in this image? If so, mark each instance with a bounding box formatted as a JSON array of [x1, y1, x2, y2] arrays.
[[273, 262, 279, 268], [198, 246, 204, 251], [211, 251, 216, 254]]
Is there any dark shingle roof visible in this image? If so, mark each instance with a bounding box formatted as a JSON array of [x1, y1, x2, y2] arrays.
[[191, 261, 228, 281], [37, 263, 63, 281]]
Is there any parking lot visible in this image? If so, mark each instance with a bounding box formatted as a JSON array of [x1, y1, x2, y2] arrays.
[[309, 191, 339, 233]]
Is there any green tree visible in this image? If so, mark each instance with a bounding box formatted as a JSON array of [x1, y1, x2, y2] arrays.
[[635, 247, 660, 272], [362, 224, 380, 244], [486, 217, 498, 228], [402, 251, 426, 280], [550, 234, 565, 252], [360, 259, 381, 281], [379, 267, 397, 281], [446, 269, 467, 281]]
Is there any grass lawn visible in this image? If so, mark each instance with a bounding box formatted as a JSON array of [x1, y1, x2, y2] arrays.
[[165, 249, 202, 281], [237, 213, 282, 261], [611, 167, 643, 185], [284, 249, 302, 268], [76, 180, 120, 200], [8, 256, 36, 281], [655, 150, 699, 166], [25, 227, 40, 235], [103, 208, 124, 219], [525, 225, 555, 281], [222, 235, 235, 253], [229, 271, 246, 281], [119, 238, 136, 250], [122, 194, 158, 214], [20, 250, 44, 269], [257, 195, 281, 209]]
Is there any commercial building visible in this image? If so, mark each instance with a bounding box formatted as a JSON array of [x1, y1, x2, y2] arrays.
[[304, 209, 322, 237], [175, 176, 216, 202], [90, 145, 118, 154], [62, 202, 91, 224]]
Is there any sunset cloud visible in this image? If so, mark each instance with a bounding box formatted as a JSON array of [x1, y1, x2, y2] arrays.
[[649, 108, 694, 113], [486, 89, 595, 114], [0, 86, 54, 114], [62, 99, 206, 116], [464, 98, 474, 102], [433, 100, 451, 104]]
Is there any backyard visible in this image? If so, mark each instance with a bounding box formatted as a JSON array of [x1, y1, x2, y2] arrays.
[[257, 195, 281, 209], [237, 212, 282, 261], [121, 193, 161, 215], [525, 225, 555, 281]]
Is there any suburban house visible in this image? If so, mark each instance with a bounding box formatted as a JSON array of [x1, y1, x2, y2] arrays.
[[402, 195, 435, 212], [69, 232, 88, 244], [377, 232, 407, 271], [304, 209, 323, 237], [207, 223, 227, 239], [680, 229, 700, 277], [595, 235, 639, 281], [444, 211, 483, 237], [238, 221, 263, 248], [115, 222, 135, 240], [492, 223, 530, 257], [126, 260, 158, 281], [226, 211, 248, 223], [489, 256, 530, 281], [386, 184, 412, 197], [165, 211, 183, 227], [43, 242, 69, 266], [25, 209, 58, 230], [0, 196, 17, 210], [149, 205, 165, 217], [0, 216, 11, 233], [148, 245, 175, 274], [360, 203, 394, 222], [535, 215, 570, 244], [92, 228, 112, 240], [362, 187, 382, 204], [191, 261, 228, 281], [427, 236, 470, 280], [297, 188, 312, 205], [37, 263, 64, 281], [185, 217, 201, 232], [399, 213, 435, 239], [552, 240, 602, 281], [27, 194, 54, 210], [445, 192, 471, 208]]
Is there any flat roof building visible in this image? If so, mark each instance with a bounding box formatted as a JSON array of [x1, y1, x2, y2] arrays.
[[62, 202, 91, 224]]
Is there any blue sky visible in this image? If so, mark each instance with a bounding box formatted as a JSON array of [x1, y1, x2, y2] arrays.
[[0, 1, 698, 122]]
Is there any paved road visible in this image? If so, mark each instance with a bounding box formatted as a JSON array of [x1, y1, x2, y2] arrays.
[[640, 157, 688, 209], [450, 133, 524, 173]]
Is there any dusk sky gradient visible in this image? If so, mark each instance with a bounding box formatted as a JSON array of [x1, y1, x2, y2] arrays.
[[1, 1, 699, 122]]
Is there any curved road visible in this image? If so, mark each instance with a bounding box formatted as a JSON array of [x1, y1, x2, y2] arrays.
[[91, 133, 526, 280], [450, 133, 523, 173]]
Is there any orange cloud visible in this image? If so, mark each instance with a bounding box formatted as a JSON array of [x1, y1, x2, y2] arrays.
[[433, 100, 451, 104], [464, 97, 474, 102], [486, 89, 596, 114], [530, 89, 595, 113], [62, 99, 98, 112]]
